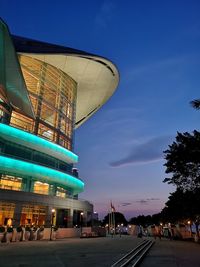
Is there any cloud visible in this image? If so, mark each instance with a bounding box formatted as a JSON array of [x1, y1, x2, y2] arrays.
[[90, 107, 142, 133], [95, 1, 115, 28], [119, 198, 160, 207], [135, 198, 160, 205], [146, 198, 160, 201], [136, 199, 148, 204], [124, 56, 186, 82], [109, 135, 173, 167], [120, 202, 132, 207]]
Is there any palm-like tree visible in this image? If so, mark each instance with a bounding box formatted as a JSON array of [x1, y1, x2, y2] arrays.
[[190, 99, 200, 110]]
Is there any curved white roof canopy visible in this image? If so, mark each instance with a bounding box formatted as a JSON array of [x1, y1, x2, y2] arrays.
[[19, 53, 119, 128]]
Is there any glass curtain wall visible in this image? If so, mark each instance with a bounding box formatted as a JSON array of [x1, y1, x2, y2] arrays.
[[0, 202, 15, 225], [20, 205, 46, 226], [10, 55, 77, 151]]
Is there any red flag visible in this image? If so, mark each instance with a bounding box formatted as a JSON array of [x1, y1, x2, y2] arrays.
[[111, 202, 116, 212]]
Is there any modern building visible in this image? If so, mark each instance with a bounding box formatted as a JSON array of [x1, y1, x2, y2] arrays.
[[0, 19, 119, 228]]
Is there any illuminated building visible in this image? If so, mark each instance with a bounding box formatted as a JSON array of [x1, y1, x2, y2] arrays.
[[0, 19, 119, 228]]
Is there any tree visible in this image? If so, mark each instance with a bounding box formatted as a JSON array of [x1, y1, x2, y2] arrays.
[[102, 212, 127, 226], [129, 215, 153, 227], [129, 214, 162, 227], [190, 99, 200, 110], [163, 131, 200, 191], [160, 188, 200, 237]]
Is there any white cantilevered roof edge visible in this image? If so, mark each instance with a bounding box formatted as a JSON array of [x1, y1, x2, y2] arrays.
[[18, 52, 119, 128]]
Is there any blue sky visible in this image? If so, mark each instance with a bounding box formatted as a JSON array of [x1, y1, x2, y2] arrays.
[[1, 0, 200, 220]]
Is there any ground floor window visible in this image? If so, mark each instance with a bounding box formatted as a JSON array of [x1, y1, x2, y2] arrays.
[[73, 210, 84, 227], [56, 208, 70, 227], [0, 202, 15, 225], [20, 205, 46, 226]]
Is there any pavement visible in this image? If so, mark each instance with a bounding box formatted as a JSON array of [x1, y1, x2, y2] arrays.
[[0, 235, 199, 266], [140, 238, 200, 267]]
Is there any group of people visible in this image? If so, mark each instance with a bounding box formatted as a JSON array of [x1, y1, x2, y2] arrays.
[[137, 224, 175, 240], [153, 226, 174, 240]]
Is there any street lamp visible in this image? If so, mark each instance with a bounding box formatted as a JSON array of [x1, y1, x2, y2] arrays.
[[120, 223, 123, 237], [80, 212, 84, 235], [187, 220, 192, 237], [50, 208, 55, 241], [105, 224, 109, 235]]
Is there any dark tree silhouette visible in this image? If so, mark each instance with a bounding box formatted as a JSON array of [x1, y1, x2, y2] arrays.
[[129, 215, 155, 227], [160, 188, 200, 237], [190, 99, 200, 110], [102, 212, 127, 226], [163, 131, 200, 191]]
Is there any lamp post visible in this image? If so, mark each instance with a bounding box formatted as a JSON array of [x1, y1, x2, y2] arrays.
[[80, 212, 84, 236], [120, 223, 123, 237], [50, 208, 55, 241], [187, 220, 192, 237], [105, 224, 109, 235]]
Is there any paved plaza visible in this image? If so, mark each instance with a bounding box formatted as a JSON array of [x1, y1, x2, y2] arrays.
[[0, 236, 200, 267], [140, 238, 200, 267]]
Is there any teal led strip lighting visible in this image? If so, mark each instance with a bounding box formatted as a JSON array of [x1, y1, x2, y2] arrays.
[[0, 123, 78, 164], [0, 155, 84, 194]]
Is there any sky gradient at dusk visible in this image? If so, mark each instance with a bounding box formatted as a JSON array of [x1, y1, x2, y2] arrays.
[[1, 0, 200, 220]]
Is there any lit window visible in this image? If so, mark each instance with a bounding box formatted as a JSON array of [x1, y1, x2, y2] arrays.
[[0, 202, 15, 225], [10, 111, 34, 133], [0, 175, 22, 191], [33, 181, 49, 195], [56, 186, 67, 198], [21, 204, 46, 226], [17, 55, 77, 150], [38, 123, 57, 142]]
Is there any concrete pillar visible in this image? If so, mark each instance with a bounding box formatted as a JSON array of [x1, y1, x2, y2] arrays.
[[45, 206, 55, 227], [25, 178, 33, 192], [82, 210, 87, 227], [13, 203, 22, 227], [49, 184, 56, 196], [68, 209, 73, 228]]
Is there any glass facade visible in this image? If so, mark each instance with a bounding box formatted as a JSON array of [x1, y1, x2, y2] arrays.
[[0, 27, 95, 229], [0, 55, 82, 202], [33, 181, 49, 195], [1, 139, 72, 173], [56, 187, 68, 198], [10, 55, 77, 151], [0, 202, 15, 225], [20, 205, 46, 226], [0, 174, 22, 191], [0, 172, 75, 198]]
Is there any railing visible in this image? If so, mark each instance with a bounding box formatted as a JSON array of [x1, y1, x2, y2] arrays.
[[111, 239, 154, 267], [0, 152, 83, 182]]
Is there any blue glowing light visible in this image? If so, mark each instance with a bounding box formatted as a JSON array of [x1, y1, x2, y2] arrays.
[[0, 155, 84, 195], [0, 123, 78, 164]]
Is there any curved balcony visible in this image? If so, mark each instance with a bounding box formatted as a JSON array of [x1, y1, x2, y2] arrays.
[[0, 155, 84, 195], [0, 123, 78, 164]]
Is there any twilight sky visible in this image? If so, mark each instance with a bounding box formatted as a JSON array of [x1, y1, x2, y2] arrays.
[[1, 0, 200, 220]]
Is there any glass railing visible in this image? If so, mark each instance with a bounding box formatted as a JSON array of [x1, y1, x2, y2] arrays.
[[0, 151, 82, 182]]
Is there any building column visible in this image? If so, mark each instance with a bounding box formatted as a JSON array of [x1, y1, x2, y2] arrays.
[[45, 206, 56, 227], [82, 210, 87, 227], [13, 203, 22, 227], [25, 178, 33, 193], [68, 209, 73, 228], [49, 184, 56, 196]]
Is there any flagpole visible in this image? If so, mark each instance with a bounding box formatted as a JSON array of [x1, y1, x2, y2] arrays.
[[113, 210, 115, 235], [110, 201, 116, 236], [110, 201, 113, 236], [109, 209, 111, 234]]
